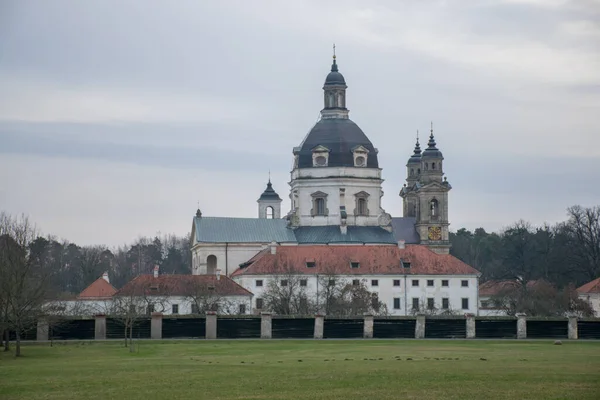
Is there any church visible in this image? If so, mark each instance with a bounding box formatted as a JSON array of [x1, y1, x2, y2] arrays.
[[190, 54, 480, 316]]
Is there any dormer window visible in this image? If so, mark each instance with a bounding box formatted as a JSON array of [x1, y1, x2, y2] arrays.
[[350, 262, 360, 269], [312, 145, 330, 167], [306, 261, 316, 268], [352, 145, 369, 167]]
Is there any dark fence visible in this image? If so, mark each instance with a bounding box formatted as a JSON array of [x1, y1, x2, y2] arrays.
[[475, 319, 517, 339], [526, 320, 568, 339], [162, 317, 205, 339], [272, 318, 315, 339], [106, 318, 151, 339], [8, 329, 36, 341], [217, 317, 261, 339], [50, 319, 95, 340], [425, 318, 466, 338], [373, 319, 416, 338], [323, 318, 363, 338], [578, 320, 600, 339]]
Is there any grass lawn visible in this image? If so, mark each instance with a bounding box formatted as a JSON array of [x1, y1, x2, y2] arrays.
[[1, 340, 599, 399]]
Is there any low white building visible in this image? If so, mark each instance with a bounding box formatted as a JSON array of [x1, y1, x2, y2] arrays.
[[232, 243, 480, 316], [577, 278, 600, 317]]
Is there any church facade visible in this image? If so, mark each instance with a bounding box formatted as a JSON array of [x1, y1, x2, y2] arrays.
[[190, 55, 480, 316]]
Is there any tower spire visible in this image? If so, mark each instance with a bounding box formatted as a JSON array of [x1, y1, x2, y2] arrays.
[[331, 43, 338, 72]]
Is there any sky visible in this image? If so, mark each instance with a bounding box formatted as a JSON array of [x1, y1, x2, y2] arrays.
[[0, 0, 599, 247]]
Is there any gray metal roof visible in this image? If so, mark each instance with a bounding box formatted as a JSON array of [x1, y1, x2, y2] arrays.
[[294, 226, 397, 244], [391, 217, 421, 244], [194, 217, 297, 243]]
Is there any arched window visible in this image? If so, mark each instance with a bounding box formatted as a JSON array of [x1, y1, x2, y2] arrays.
[[431, 163, 436, 170], [430, 199, 439, 219], [207, 255, 217, 275], [266, 206, 274, 219], [410, 168, 414, 177], [417, 168, 421, 174], [357, 198, 367, 216], [424, 163, 429, 171], [315, 198, 325, 216]]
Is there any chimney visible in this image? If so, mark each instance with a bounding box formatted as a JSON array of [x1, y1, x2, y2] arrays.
[[270, 241, 277, 255], [398, 240, 406, 249], [216, 268, 221, 281], [102, 272, 110, 283], [153, 265, 159, 278]]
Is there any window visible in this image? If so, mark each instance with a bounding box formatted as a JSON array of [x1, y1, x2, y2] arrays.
[[371, 279, 379, 287], [350, 262, 360, 269], [410, 168, 414, 177], [481, 300, 489, 308], [442, 298, 449, 309], [207, 254, 217, 275], [191, 304, 199, 314], [239, 304, 246, 314], [441, 279, 449, 287], [256, 280, 263, 287], [328, 279, 336, 287], [315, 198, 326, 215], [306, 262, 316, 268], [430, 199, 439, 218], [280, 279, 288, 287], [172, 304, 179, 314], [412, 279, 419, 287], [462, 298, 469, 310], [147, 304, 155, 315], [431, 162, 436, 170], [461, 280, 469, 287], [256, 298, 264, 310], [427, 298, 434, 310], [129, 305, 136, 314], [300, 279, 307, 287], [299, 297, 308, 310], [412, 298, 419, 310], [393, 279, 401, 287], [427, 279, 434, 287], [393, 298, 401, 310], [315, 155, 327, 166], [355, 156, 366, 167], [402, 261, 411, 269], [266, 206, 274, 219], [371, 293, 380, 312], [311, 191, 328, 216], [357, 198, 367, 216], [352, 279, 360, 286]]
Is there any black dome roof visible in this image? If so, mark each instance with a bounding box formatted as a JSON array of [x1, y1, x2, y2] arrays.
[[297, 118, 378, 168], [258, 181, 281, 201], [421, 133, 443, 159], [324, 59, 346, 86]]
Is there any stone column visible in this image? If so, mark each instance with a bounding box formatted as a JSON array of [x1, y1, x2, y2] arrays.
[[260, 312, 272, 339], [314, 315, 324, 339], [37, 317, 49, 341], [151, 312, 163, 340], [466, 314, 476, 339], [94, 314, 107, 340], [568, 315, 578, 340], [516, 313, 527, 339], [415, 314, 426, 339], [205, 312, 217, 339], [363, 314, 374, 339]]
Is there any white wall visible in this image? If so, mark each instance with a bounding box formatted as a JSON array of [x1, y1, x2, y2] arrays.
[[579, 293, 600, 317], [233, 274, 479, 316], [192, 243, 264, 276]]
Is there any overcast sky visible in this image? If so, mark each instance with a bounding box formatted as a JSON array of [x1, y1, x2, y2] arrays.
[[1, 0, 599, 247]]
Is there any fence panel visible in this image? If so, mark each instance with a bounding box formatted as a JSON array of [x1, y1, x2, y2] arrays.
[[425, 319, 466, 338], [272, 318, 315, 339], [217, 317, 261, 339], [577, 320, 600, 339], [526, 320, 568, 339], [373, 319, 416, 338], [475, 319, 517, 339], [50, 319, 95, 340], [106, 318, 151, 339], [162, 317, 205, 339], [323, 318, 364, 338]]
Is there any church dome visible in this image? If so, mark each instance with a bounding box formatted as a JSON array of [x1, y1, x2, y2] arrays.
[[324, 58, 346, 86], [421, 131, 443, 159], [297, 118, 379, 168], [407, 138, 422, 165], [258, 180, 281, 201]]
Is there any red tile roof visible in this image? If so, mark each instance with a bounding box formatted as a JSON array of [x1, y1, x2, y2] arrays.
[[114, 274, 253, 297], [78, 277, 117, 299], [577, 277, 600, 294], [231, 244, 479, 276], [479, 279, 544, 296]]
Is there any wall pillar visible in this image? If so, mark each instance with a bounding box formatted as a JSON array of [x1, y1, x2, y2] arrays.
[[37, 318, 49, 341], [516, 313, 527, 339], [205, 312, 217, 339], [314, 315, 324, 339], [568, 315, 578, 340], [94, 314, 107, 340], [466, 314, 476, 339], [261, 312, 272, 339], [415, 314, 426, 339], [363, 314, 374, 338], [151, 312, 163, 340]]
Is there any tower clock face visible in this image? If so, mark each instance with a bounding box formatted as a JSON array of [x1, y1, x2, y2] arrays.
[[428, 226, 442, 241]]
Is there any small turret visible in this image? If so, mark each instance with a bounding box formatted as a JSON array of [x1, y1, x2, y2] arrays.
[[257, 177, 282, 219]]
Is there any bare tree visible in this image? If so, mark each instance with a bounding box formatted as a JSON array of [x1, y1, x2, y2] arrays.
[[185, 280, 237, 315], [262, 263, 314, 315], [564, 205, 600, 281]]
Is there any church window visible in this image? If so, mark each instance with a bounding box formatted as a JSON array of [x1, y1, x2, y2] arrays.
[[354, 191, 370, 216], [410, 168, 414, 177], [430, 199, 439, 219], [316, 198, 325, 215], [417, 168, 421, 174], [207, 255, 217, 275], [311, 191, 328, 216], [256, 298, 264, 310], [266, 206, 274, 219], [315, 156, 327, 166], [431, 162, 436, 170], [424, 163, 428, 171], [357, 198, 367, 216], [355, 156, 366, 167]]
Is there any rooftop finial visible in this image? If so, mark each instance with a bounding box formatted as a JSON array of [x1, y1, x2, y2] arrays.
[[430, 121, 434, 137], [331, 44, 338, 72], [268, 169, 271, 184], [416, 129, 419, 143], [333, 43, 336, 59]]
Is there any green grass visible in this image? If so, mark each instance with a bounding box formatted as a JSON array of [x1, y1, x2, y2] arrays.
[[1, 340, 599, 399]]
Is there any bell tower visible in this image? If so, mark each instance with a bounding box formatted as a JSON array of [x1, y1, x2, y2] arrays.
[[257, 177, 282, 219]]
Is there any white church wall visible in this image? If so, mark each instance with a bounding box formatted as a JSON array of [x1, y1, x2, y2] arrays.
[[192, 243, 265, 276]]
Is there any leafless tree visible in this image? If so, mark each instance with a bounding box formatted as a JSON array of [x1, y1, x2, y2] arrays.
[[262, 263, 314, 315], [563, 205, 600, 281], [185, 280, 239, 315]]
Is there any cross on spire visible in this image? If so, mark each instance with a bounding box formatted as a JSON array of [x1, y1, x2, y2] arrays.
[[333, 43, 336, 59]]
